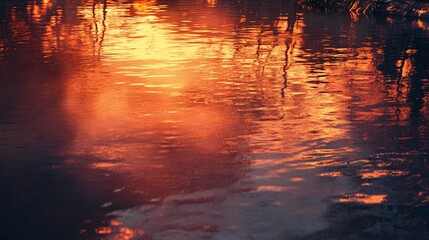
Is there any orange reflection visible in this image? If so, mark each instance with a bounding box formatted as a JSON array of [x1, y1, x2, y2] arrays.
[[111, 227, 145, 240], [256, 185, 292, 192], [131, 0, 156, 13], [338, 194, 387, 204], [360, 170, 407, 179], [319, 172, 342, 177], [60, 0, 393, 206], [96, 221, 145, 239], [62, 2, 249, 205], [95, 227, 113, 235], [290, 177, 304, 182], [207, 0, 217, 7], [2, 0, 429, 238]]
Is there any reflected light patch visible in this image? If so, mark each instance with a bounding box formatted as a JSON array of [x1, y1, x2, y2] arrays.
[[360, 170, 407, 179], [338, 194, 387, 204], [256, 185, 292, 192], [101, 221, 146, 240], [91, 162, 127, 169], [319, 171, 342, 177], [96, 227, 113, 235], [290, 177, 304, 182], [132, 0, 156, 13]]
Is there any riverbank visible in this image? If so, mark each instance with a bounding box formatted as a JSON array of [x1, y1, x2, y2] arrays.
[[299, 0, 429, 19]]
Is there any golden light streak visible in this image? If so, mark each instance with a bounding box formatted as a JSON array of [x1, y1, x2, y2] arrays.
[[338, 194, 387, 204]]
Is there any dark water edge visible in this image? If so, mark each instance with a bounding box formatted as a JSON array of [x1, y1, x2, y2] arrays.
[[1, 0, 429, 239], [300, 0, 429, 20]]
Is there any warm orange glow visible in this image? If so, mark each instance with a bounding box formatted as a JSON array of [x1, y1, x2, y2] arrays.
[[132, 0, 156, 13], [207, 0, 217, 7], [3, 0, 426, 237], [339, 194, 387, 204], [110, 227, 145, 240], [1, 0, 429, 238], [110, 220, 123, 226], [101, 223, 146, 239], [91, 162, 128, 169], [319, 172, 342, 177], [360, 170, 407, 179], [256, 186, 292, 192], [96, 227, 113, 235]]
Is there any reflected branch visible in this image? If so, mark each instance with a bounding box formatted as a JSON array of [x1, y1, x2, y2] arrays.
[[281, 39, 290, 98], [98, 0, 107, 56], [286, 1, 298, 33]]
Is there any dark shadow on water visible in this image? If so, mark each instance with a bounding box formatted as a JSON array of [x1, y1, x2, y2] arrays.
[[292, 13, 429, 240]]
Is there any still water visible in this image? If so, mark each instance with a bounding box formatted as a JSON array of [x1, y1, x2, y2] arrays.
[[1, 0, 429, 239]]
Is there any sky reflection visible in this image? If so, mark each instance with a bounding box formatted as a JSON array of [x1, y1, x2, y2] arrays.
[[0, 0, 429, 239]]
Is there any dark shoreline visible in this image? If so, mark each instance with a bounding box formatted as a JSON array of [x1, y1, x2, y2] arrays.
[[299, 0, 429, 20]]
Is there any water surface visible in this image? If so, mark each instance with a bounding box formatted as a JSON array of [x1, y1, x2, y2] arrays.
[[1, 0, 429, 239]]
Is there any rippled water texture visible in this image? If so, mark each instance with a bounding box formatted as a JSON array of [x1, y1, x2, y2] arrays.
[[1, 0, 429, 239]]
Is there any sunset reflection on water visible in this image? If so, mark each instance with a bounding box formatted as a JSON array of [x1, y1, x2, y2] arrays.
[[0, 0, 429, 239]]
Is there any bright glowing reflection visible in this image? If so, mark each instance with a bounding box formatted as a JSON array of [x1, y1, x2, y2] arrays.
[[56, 1, 428, 237], [338, 194, 387, 204], [2, 0, 429, 238]]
